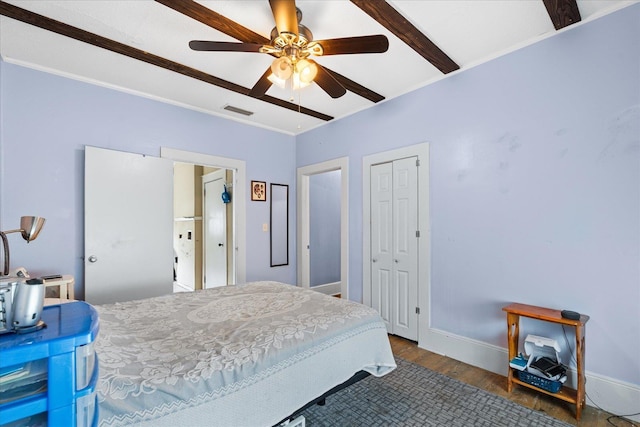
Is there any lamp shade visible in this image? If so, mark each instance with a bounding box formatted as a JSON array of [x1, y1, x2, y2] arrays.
[[20, 216, 46, 242], [296, 59, 318, 84], [271, 57, 293, 80]]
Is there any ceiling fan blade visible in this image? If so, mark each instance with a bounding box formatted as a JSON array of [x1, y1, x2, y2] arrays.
[[314, 62, 347, 99], [269, 0, 298, 37], [189, 40, 263, 53], [249, 67, 273, 98], [314, 35, 389, 56]]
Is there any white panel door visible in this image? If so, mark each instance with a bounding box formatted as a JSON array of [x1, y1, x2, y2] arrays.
[[203, 170, 227, 288], [391, 157, 419, 340], [370, 162, 393, 330], [370, 158, 419, 340], [85, 146, 173, 304]]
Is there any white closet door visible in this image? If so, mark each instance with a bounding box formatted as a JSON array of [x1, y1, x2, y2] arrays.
[[371, 162, 393, 331], [370, 157, 419, 340], [85, 146, 173, 304], [391, 157, 419, 340]]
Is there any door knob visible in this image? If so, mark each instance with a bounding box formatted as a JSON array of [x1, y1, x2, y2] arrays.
[[372, 258, 378, 263], [88, 255, 98, 263], [218, 243, 224, 247], [394, 259, 399, 263]]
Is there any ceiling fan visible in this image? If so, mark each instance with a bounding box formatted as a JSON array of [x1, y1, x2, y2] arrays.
[[188, 0, 389, 99]]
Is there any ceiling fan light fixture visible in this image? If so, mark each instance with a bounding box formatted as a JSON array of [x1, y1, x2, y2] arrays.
[[296, 59, 317, 84], [271, 56, 293, 80], [267, 72, 287, 89], [291, 73, 310, 90]]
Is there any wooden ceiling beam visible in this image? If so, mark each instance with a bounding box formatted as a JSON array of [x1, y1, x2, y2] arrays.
[[155, 0, 269, 45], [542, 0, 582, 30], [0, 1, 333, 121], [157, 0, 385, 103], [351, 0, 459, 74]]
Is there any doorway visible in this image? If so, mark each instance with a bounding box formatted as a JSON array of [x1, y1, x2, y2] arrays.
[[309, 171, 341, 287], [297, 157, 349, 297], [173, 164, 234, 291], [162, 147, 247, 286]]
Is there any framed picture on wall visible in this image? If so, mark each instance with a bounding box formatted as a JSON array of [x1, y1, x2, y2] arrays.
[[251, 180, 267, 201]]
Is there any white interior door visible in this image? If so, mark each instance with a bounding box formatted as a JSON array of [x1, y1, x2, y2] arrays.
[[370, 157, 419, 340], [203, 170, 227, 288], [371, 162, 393, 330], [85, 146, 173, 304], [391, 157, 419, 340]]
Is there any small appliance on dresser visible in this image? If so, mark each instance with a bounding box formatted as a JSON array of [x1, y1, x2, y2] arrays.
[[0, 276, 46, 335], [0, 301, 100, 427]]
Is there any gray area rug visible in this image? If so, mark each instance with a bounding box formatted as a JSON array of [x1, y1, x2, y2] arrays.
[[300, 358, 572, 426]]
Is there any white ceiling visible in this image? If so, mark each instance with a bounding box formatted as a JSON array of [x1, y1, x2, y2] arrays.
[[0, 0, 635, 135]]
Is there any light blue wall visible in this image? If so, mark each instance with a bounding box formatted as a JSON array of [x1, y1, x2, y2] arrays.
[[297, 5, 639, 386], [0, 62, 297, 297]]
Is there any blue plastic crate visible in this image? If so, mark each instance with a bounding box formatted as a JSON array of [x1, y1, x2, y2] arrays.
[[517, 370, 563, 393]]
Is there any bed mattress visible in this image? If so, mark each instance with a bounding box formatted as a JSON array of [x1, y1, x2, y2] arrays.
[[95, 281, 396, 426]]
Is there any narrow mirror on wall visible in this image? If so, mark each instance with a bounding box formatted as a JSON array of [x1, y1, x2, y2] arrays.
[[270, 183, 289, 267]]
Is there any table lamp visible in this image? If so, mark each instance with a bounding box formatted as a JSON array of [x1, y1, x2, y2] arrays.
[[0, 216, 46, 276]]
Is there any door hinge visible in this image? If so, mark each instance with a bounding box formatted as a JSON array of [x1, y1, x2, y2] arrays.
[[416, 159, 420, 167], [416, 307, 420, 314], [416, 230, 420, 238]]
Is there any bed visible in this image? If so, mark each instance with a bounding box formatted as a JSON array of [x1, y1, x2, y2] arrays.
[[94, 281, 396, 426]]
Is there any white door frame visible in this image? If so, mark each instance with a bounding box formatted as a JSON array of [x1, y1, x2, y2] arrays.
[[297, 157, 349, 298], [161, 147, 246, 284], [363, 143, 430, 340]]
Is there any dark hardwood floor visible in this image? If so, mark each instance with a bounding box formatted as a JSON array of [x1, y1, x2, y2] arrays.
[[389, 335, 635, 427]]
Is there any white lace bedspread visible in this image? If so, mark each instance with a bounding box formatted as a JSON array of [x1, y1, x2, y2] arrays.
[[95, 281, 396, 426]]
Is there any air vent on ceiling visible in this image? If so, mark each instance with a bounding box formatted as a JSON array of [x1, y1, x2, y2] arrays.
[[223, 104, 254, 116]]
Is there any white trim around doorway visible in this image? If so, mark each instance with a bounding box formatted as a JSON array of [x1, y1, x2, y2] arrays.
[[161, 147, 246, 285]]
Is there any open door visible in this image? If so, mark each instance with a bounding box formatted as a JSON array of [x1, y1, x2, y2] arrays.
[[84, 146, 173, 304]]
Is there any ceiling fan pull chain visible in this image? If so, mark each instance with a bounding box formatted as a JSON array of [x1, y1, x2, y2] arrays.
[[290, 80, 295, 102]]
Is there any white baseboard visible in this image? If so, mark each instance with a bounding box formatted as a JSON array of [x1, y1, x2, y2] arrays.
[[173, 281, 193, 292], [419, 328, 640, 423], [309, 281, 341, 296]]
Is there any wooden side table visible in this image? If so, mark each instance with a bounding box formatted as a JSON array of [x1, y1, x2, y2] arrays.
[[43, 274, 75, 300], [502, 303, 589, 420]]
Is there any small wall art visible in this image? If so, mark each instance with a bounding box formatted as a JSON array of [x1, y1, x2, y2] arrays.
[[251, 180, 267, 201]]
